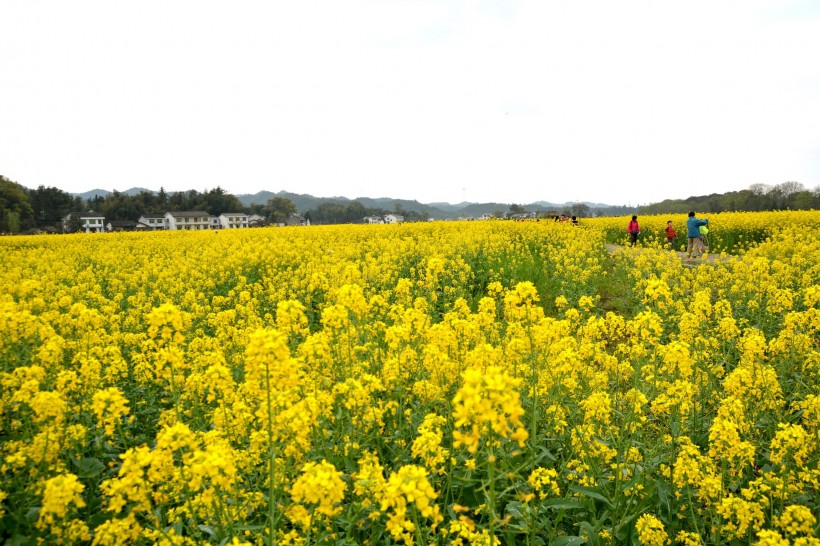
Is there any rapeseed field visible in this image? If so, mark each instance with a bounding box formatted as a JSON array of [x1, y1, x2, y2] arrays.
[[1, 212, 819, 545]]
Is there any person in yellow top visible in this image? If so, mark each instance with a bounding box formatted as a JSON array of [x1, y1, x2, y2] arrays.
[[699, 224, 709, 251]]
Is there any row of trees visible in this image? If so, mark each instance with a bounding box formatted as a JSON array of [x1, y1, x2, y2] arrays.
[[639, 182, 820, 215], [0, 175, 300, 233], [86, 187, 245, 221], [3, 174, 818, 234], [303, 201, 427, 225], [304, 201, 630, 225], [0, 174, 424, 233], [506, 202, 635, 218], [1, 178, 91, 233]]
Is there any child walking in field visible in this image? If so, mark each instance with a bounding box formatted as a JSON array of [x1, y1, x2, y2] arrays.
[[699, 223, 710, 252], [665, 221, 677, 250]]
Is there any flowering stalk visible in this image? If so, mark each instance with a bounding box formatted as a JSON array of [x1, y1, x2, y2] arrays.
[[264, 360, 278, 546], [487, 445, 498, 541]]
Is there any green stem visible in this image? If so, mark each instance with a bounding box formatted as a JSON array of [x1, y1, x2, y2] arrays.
[[220, 398, 238, 446], [304, 507, 315, 546], [528, 326, 539, 474], [167, 352, 181, 422], [411, 508, 428, 546], [264, 360, 277, 546], [684, 488, 702, 538], [179, 466, 201, 539], [488, 443, 497, 541]]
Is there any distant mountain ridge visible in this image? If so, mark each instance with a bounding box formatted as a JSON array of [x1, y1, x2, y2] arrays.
[[70, 187, 627, 218]]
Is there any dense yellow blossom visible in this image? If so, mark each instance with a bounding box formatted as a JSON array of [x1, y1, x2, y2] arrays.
[[636, 513, 668, 546], [37, 474, 85, 529], [769, 423, 814, 468], [717, 496, 766, 540], [755, 530, 789, 546], [1, 213, 819, 544], [528, 467, 560, 499], [411, 413, 450, 474], [379, 464, 443, 544], [776, 504, 816, 537], [91, 513, 142, 546], [452, 365, 529, 453], [91, 386, 130, 437], [289, 459, 346, 521]]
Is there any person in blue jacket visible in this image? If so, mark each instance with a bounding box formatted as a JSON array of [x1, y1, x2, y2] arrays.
[[686, 211, 709, 257]]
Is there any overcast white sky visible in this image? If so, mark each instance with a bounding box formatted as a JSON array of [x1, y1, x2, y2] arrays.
[[2, 1, 819, 206]]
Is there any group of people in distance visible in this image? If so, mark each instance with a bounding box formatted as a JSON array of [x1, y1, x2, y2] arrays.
[[627, 211, 710, 257], [554, 214, 579, 225]]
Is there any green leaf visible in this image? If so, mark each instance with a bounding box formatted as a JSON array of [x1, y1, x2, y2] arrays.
[[73, 457, 105, 478], [25, 506, 41, 524], [549, 536, 587, 546], [507, 523, 531, 534], [656, 478, 671, 516], [670, 419, 680, 436], [7, 534, 36, 546], [578, 521, 597, 541], [506, 501, 526, 519], [198, 524, 217, 539], [614, 512, 639, 542], [542, 499, 584, 510], [534, 445, 557, 462], [88, 512, 111, 528], [569, 485, 614, 509]]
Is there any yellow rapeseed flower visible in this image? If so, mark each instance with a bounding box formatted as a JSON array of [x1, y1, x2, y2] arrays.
[[290, 459, 346, 519], [452, 365, 528, 453]]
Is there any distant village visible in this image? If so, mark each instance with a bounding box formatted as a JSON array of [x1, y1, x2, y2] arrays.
[[2, 175, 642, 235], [62, 210, 549, 233], [4, 174, 817, 235], [62, 211, 416, 233], [62, 210, 306, 233]]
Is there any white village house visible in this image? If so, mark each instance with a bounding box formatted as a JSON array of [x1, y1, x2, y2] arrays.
[[384, 214, 404, 224], [137, 214, 167, 230], [277, 214, 309, 227], [217, 212, 249, 229], [80, 208, 304, 232], [248, 213, 265, 227], [106, 220, 138, 232], [62, 211, 106, 233], [164, 211, 210, 230]]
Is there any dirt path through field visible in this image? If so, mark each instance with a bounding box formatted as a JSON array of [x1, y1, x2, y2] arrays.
[[604, 244, 732, 266]]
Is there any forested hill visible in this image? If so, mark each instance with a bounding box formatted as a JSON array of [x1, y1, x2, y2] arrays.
[[1, 175, 632, 233], [233, 190, 632, 218], [638, 182, 819, 214], [2, 172, 818, 234]]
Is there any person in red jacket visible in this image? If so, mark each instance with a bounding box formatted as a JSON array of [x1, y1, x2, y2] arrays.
[[665, 220, 678, 250], [627, 215, 640, 246]]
